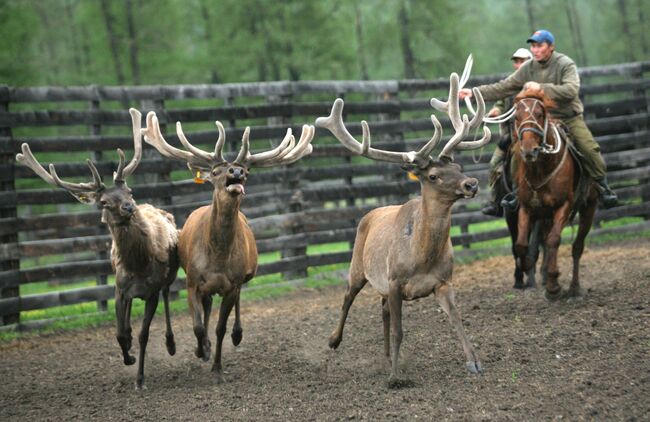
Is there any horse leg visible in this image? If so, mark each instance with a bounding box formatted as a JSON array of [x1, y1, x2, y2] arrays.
[[436, 283, 482, 375], [544, 203, 571, 301], [231, 288, 243, 346], [329, 275, 367, 349], [506, 210, 525, 289], [569, 199, 597, 297], [212, 290, 238, 383], [515, 208, 533, 273], [525, 220, 542, 289], [135, 293, 159, 390], [162, 287, 176, 356]]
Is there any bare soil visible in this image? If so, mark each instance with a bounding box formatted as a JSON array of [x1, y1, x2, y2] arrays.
[[2, 238, 649, 421]]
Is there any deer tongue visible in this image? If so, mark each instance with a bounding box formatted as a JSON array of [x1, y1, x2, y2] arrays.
[[226, 183, 245, 195]]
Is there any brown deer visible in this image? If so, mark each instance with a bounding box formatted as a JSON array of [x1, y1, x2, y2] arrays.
[[142, 113, 314, 382], [315, 67, 491, 387], [16, 109, 179, 390]]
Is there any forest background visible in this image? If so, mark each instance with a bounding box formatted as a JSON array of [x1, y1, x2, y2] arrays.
[[1, 0, 648, 88]]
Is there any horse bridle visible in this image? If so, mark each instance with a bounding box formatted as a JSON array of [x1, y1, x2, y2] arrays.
[[514, 97, 562, 155]]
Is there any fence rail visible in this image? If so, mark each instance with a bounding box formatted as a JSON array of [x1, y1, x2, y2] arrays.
[[1, 60, 649, 329]]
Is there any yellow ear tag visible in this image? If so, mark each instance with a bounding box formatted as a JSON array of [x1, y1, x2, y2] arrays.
[[193, 171, 205, 184], [407, 172, 419, 182]]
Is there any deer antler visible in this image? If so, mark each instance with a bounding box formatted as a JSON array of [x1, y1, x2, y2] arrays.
[[16, 143, 105, 194], [315, 98, 442, 168], [114, 108, 144, 182], [143, 111, 314, 169]]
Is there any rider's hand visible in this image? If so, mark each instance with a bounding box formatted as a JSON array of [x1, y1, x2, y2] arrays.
[[524, 81, 541, 91], [458, 88, 473, 100], [488, 107, 501, 118]]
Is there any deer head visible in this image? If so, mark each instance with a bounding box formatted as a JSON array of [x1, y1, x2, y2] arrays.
[[141, 113, 315, 202], [315, 58, 491, 204], [16, 108, 144, 225]]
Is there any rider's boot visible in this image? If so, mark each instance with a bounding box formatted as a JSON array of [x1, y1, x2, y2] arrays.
[[595, 176, 618, 208], [481, 201, 502, 217]]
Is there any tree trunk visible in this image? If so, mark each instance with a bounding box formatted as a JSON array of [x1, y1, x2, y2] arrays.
[[124, 0, 141, 85], [524, 0, 536, 34], [636, 0, 648, 58], [398, 0, 417, 79], [199, 0, 222, 83], [64, 0, 83, 76], [34, 2, 60, 84], [100, 0, 126, 85], [565, 1, 588, 65], [617, 0, 635, 61], [354, 1, 370, 80]]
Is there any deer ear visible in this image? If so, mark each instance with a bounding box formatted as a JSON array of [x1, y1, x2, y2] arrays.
[[401, 163, 423, 180], [68, 191, 101, 205], [187, 164, 211, 184]]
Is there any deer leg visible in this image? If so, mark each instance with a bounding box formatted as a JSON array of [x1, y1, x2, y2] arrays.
[[328, 277, 367, 349], [387, 281, 404, 388], [382, 297, 390, 362], [125, 298, 133, 351], [115, 289, 135, 366], [231, 288, 243, 346], [188, 286, 210, 362], [212, 290, 237, 383], [135, 293, 159, 390], [436, 283, 482, 375], [202, 294, 213, 357], [568, 201, 597, 298], [162, 288, 176, 356], [544, 204, 571, 301]]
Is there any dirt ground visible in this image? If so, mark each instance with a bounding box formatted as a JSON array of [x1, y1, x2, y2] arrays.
[[1, 238, 649, 421]]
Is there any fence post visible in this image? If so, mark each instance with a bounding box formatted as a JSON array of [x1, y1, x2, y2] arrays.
[[89, 94, 109, 312], [0, 85, 20, 325]]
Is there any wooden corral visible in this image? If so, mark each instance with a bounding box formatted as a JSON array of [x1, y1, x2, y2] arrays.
[[1, 61, 649, 330]]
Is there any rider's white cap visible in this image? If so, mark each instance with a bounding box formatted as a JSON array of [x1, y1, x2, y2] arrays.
[[511, 48, 533, 60]]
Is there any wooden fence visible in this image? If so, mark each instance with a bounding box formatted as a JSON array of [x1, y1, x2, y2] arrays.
[[1, 60, 649, 330]]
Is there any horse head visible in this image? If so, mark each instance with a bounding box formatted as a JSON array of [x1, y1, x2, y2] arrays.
[[514, 86, 559, 162]]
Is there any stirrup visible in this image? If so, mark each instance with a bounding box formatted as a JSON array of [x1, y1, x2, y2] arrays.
[[501, 192, 518, 211]]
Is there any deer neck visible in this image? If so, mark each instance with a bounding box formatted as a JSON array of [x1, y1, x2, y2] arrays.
[[411, 194, 453, 262], [108, 208, 152, 272], [207, 192, 243, 255]]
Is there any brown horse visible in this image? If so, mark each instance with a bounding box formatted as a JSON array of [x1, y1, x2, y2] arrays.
[[511, 86, 598, 300]]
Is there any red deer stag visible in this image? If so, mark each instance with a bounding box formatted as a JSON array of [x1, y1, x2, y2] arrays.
[[142, 113, 314, 382], [16, 109, 179, 389], [316, 66, 491, 387]]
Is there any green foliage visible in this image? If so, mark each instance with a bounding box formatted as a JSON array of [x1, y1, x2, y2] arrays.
[[1, 0, 647, 87]]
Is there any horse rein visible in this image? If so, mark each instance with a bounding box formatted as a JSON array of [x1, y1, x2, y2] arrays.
[[514, 98, 562, 155]]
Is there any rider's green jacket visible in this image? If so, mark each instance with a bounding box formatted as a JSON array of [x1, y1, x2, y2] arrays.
[[477, 51, 583, 120]]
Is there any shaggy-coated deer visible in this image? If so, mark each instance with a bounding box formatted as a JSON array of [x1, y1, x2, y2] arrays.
[[16, 109, 179, 389], [316, 65, 491, 387], [142, 113, 314, 382]]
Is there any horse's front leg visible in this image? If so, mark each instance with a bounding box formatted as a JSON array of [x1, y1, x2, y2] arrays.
[[515, 207, 533, 272], [544, 202, 571, 300]]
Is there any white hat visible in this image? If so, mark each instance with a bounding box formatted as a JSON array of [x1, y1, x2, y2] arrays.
[[511, 48, 532, 60]]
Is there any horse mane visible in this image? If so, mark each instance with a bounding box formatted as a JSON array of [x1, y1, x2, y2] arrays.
[[515, 86, 557, 110]]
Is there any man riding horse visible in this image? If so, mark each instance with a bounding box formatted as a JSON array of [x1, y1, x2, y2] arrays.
[[459, 29, 618, 209]]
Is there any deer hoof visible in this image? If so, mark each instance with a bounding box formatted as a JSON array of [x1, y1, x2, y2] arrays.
[[466, 360, 483, 374], [166, 335, 176, 356], [387, 375, 413, 389], [328, 333, 342, 349], [231, 328, 243, 346], [134, 380, 147, 391]]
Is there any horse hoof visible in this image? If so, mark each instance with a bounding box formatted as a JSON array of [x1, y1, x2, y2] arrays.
[[231, 329, 243, 347], [513, 281, 525, 289], [466, 360, 483, 374], [564, 289, 584, 301], [211, 368, 226, 384], [545, 289, 562, 301], [124, 355, 136, 366]]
